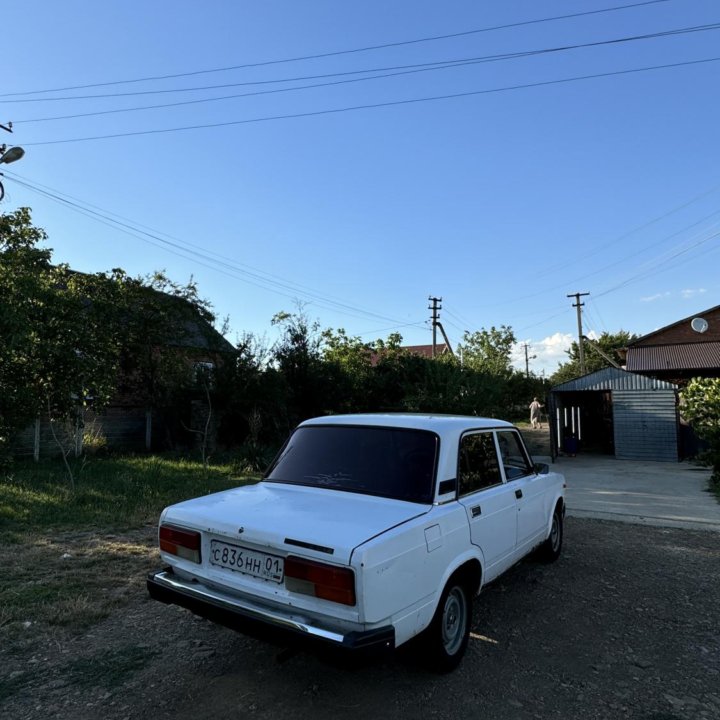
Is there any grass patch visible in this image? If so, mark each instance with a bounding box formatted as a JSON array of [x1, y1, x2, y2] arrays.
[[0, 454, 258, 530], [0, 530, 155, 637], [0, 455, 259, 655]]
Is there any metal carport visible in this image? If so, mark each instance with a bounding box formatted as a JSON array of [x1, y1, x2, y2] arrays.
[[550, 367, 679, 462]]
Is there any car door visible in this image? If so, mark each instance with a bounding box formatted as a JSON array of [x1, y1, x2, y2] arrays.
[[456, 431, 517, 582], [496, 430, 547, 552]]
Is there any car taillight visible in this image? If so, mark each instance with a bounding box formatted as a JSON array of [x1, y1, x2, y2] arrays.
[[284, 556, 356, 606], [159, 524, 201, 563]]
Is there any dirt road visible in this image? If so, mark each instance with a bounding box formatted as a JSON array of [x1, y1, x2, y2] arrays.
[[2, 517, 719, 720]]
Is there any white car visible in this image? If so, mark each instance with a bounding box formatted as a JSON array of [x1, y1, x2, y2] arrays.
[[148, 414, 565, 671]]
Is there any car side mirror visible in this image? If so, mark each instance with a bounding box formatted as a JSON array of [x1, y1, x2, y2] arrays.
[[534, 463, 549, 475]]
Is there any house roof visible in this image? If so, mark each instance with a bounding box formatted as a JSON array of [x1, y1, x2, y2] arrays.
[[369, 343, 450, 366], [624, 303, 720, 374], [172, 313, 235, 354], [625, 341, 720, 372], [59, 267, 235, 354], [401, 344, 450, 359], [551, 366, 678, 392]]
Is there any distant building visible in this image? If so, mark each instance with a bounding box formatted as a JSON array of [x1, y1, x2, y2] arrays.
[[400, 343, 451, 359], [549, 303, 720, 462], [12, 284, 234, 459], [370, 343, 451, 366], [623, 303, 720, 383]]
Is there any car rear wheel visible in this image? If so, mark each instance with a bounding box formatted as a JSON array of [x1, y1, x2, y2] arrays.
[[423, 577, 471, 672]]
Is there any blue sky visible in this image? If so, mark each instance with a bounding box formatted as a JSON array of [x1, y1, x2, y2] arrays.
[[3, 0, 719, 375]]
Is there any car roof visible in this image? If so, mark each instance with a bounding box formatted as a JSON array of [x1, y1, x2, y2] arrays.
[[299, 413, 514, 435]]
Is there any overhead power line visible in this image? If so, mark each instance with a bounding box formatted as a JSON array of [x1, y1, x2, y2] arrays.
[[508, 208, 720, 308], [15, 22, 720, 124], [2, 0, 672, 98], [23, 56, 720, 146], [484, 218, 720, 336], [11, 22, 718, 107], [466, 182, 720, 312], [594, 228, 720, 298], [3, 170, 426, 330], [502, 222, 720, 333]]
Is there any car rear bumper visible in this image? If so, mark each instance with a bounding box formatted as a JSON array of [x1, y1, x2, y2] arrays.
[[147, 568, 395, 655]]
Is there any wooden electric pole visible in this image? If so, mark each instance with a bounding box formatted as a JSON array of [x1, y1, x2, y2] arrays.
[[522, 343, 536, 378], [567, 292, 590, 375], [428, 296, 442, 358]]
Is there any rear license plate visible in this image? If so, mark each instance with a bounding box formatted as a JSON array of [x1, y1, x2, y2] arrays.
[[209, 540, 284, 583]]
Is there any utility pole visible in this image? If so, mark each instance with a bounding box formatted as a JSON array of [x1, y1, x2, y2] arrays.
[[567, 292, 590, 375], [428, 296, 442, 358], [522, 343, 536, 378], [427, 296, 456, 358]]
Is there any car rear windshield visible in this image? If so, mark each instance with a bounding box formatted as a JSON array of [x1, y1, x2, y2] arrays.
[[265, 425, 438, 504]]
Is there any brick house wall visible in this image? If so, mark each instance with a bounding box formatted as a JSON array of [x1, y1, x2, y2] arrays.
[[631, 305, 720, 346]]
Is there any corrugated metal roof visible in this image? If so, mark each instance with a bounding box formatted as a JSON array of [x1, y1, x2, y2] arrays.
[[625, 342, 720, 371], [551, 366, 678, 392]]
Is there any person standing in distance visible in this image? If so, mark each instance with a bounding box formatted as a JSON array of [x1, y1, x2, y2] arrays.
[[529, 397, 543, 429]]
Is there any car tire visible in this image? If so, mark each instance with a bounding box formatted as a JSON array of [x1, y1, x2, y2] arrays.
[[538, 503, 563, 563], [423, 577, 472, 673]]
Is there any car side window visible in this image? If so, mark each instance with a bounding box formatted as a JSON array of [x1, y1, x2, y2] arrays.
[[458, 432, 503, 496], [496, 430, 533, 480]]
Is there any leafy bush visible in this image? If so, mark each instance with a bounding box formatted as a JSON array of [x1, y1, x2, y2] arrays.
[[680, 377, 720, 486], [232, 441, 275, 474], [82, 422, 108, 456]]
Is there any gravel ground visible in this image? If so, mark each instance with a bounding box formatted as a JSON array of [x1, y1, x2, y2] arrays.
[[2, 517, 719, 720]]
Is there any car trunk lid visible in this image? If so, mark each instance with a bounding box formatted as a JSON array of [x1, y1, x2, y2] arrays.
[[162, 481, 430, 565]]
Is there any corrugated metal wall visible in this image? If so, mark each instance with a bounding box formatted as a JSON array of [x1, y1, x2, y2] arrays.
[[612, 390, 678, 461]]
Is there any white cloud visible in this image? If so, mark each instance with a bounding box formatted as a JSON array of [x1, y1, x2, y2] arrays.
[[512, 332, 575, 376], [640, 292, 671, 303], [681, 287, 707, 299], [639, 289, 707, 302]]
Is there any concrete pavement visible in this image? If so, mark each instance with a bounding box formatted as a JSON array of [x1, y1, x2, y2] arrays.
[[545, 454, 720, 532]]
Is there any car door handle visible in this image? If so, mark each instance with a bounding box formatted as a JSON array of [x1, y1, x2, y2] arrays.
[[471, 505, 481, 518], [515, 489, 523, 499]]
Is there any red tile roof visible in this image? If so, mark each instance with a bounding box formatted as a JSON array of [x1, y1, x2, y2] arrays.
[[369, 343, 450, 366], [401, 344, 450, 359]]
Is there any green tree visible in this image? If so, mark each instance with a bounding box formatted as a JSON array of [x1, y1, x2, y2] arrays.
[[0, 209, 123, 469], [0, 208, 52, 450], [41, 267, 124, 419], [1, 209, 222, 466], [321, 328, 375, 412], [213, 332, 283, 460], [550, 330, 637, 386], [680, 377, 720, 486], [112, 270, 219, 449], [457, 326, 516, 377], [271, 309, 332, 428]]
